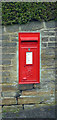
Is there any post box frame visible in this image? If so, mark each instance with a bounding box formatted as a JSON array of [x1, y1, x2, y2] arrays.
[[18, 31, 41, 84]]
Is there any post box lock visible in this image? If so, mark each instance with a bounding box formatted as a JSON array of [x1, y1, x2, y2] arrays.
[[18, 32, 40, 84]]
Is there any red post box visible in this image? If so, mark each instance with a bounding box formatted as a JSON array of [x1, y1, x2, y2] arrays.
[[18, 32, 40, 84]]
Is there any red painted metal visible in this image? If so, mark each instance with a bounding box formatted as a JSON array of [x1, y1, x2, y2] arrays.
[[18, 32, 40, 84]]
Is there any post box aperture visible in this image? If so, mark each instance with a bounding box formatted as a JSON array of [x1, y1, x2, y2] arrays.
[[18, 32, 40, 84]]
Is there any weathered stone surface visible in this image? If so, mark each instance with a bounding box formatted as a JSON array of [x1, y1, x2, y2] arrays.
[[2, 47, 17, 54], [0, 99, 2, 105], [42, 37, 48, 42], [41, 42, 47, 48], [18, 95, 54, 105], [1, 84, 20, 97], [0, 106, 2, 113], [2, 65, 12, 71], [2, 77, 10, 84], [2, 84, 18, 91], [2, 83, 33, 92], [41, 69, 55, 81], [0, 59, 2, 65], [41, 31, 55, 36], [35, 82, 55, 91], [42, 59, 55, 66], [41, 47, 55, 56], [24, 104, 35, 109], [22, 90, 54, 97], [0, 76, 2, 84], [0, 41, 2, 47], [0, 26, 2, 34], [2, 71, 10, 77], [1, 21, 56, 108], [2, 60, 11, 65], [0, 48, 2, 55], [2, 34, 9, 40], [18, 97, 41, 104], [45, 21, 57, 28], [45, 97, 55, 105], [0, 67, 2, 73], [21, 21, 44, 31], [0, 92, 2, 98], [0, 84, 2, 92], [48, 43, 55, 47], [2, 97, 16, 105], [41, 54, 55, 60], [1, 91, 17, 97], [2, 54, 15, 59], [0, 71, 2, 77], [10, 33, 18, 38], [2, 105, 23, 113], [0, 35, 2, 41], [50, 37, 56, 41], [18, 84, 33, 90], [2, 77, 17, 84], [10, 70, 17, 78], [11, 37, 18, 42], [2, 42, 17, 47], [42, 64, 55, 69], [2, 25, 19, 33]]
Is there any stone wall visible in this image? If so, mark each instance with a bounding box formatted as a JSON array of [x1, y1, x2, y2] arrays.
[[1, 21, 57, 115]]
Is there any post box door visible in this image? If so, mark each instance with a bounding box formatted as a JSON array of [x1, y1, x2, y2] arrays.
[[20, 48, 39, 83]]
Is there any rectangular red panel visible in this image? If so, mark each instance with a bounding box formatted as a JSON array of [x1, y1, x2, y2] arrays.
[[18, 32, 40, 84], [20, 37, 38, 41]]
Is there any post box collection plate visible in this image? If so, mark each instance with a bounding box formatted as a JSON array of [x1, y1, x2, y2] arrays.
[[18, 32, 40, 84]]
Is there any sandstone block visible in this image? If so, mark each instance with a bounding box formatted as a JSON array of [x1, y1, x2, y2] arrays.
[[22, 90, 54, 97], [18, 95, 54, 105], [1, 91, 17, 97], [2, 97, 16, 105], [18, 97, 41, 105], [2, 84, 18, 91]]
